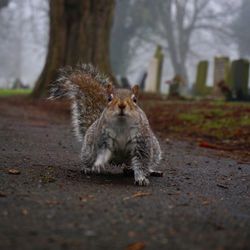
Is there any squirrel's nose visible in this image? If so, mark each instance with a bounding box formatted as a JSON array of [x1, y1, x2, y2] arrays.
[[118, 102, 126, 110]]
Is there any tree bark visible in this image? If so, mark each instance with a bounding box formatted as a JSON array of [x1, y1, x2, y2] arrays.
[[32, 0, 115, 98]]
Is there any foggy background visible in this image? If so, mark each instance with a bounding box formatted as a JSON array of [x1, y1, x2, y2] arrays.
[[0, 0, 249, 92]]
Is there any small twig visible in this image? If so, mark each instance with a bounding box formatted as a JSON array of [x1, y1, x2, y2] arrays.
[[123, 192, 152, 201]]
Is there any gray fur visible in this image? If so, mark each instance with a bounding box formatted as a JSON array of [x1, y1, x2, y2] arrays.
[[80, 105, 162, 186], [49, 63, 162, 186]]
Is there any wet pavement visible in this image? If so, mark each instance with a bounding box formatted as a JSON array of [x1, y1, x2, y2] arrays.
[[0, 103, 249, 250]]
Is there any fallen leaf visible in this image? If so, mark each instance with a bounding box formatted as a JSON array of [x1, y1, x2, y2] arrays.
[[199, 141, 238, 152], [79, 194, 94, 202], [199, 141, 220, 150], [123, 192, 152, 200], [0, 192, 7, 197], [202, 200, 210, 205], [133, 192, 151, 198], [126, 242, 145, 250], [8, 169, 20, 175]]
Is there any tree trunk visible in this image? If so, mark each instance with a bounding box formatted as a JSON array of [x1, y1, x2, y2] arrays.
[[32, 0, 115, 98]]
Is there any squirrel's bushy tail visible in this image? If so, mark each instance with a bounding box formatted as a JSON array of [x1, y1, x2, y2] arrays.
[[49, 63, 110, 141]]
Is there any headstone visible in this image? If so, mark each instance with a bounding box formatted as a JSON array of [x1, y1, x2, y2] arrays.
[[145, 57, 158, 92], [154, 45, 164, 93], [229, 59, 249, 100], [194, 61, 209, 96], [145, 45, 164, 93], [213, 57, 230, 96]]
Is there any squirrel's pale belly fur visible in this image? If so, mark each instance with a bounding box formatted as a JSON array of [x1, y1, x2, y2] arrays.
[[50, 64, 162, 186]]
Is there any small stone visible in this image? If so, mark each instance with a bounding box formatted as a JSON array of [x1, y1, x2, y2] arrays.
[[21, 208, 28, 216], [2, 210, 8, 216], [128, 231, 136, 238], [84, 230, 96, 237]]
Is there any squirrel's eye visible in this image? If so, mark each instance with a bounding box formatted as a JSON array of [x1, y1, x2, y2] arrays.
[[108, 94, 113, 102], [131, 95, 137, 103]]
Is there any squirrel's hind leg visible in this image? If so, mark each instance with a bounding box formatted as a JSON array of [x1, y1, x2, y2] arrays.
[[131, 156, 150, 186], [80, 140, 97, 174], [148, 135, 163, 177]]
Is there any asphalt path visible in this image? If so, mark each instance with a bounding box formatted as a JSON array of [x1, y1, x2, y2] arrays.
[[0, 103, 249, 250]]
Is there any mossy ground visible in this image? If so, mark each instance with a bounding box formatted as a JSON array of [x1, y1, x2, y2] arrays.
[[177, 106, 250, 140], [141, 97, 250, 160]]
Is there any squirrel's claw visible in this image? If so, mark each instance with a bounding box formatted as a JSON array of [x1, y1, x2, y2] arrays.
[[134, 177, 150, 186], [92, 164, 105, 173], [81, 167, 93, 175], [134, 168, 150, 186], [81, 164, 105, 174]]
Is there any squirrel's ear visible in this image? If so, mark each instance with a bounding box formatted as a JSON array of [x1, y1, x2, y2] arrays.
[[105, 83, 114, 95], [132, 85, 139, 97]]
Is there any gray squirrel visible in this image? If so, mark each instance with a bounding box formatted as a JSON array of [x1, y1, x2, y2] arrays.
[[49, 64, 162, 186]]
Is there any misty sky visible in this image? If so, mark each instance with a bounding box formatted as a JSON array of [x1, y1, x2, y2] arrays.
[[0, 0, 248, 91]]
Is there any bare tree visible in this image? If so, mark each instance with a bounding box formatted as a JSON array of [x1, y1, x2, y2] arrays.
[[231, 0, 250, 57], [0, 0, 23, 83], [32, 0, 115, 98], [111, 0, 234, 83], [0, 0, 48, 86], [141, 0, 234, 82]]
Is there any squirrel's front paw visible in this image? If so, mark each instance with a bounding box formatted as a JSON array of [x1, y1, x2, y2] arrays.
[[134, 176, 150, 186], [81, 164, 105, 174], [92, 149, 111, 173], [92, 163, 105, 173], [134, 169, 150, 186]]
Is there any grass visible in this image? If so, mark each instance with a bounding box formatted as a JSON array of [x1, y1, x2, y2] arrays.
[[177, 104, 250, 140], [0, 89, 32, 96], [178, 113, 203, 123]]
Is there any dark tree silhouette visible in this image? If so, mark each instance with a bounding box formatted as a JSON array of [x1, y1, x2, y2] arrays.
[[0, 0, 9, 9], [32, 0, 115, 98]]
